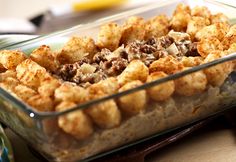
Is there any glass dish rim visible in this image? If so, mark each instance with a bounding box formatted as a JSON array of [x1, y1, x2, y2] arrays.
[[1, 0, 236, 119]]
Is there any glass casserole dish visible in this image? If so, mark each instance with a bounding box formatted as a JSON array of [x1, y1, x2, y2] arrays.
[[1, 0, 236, 161]]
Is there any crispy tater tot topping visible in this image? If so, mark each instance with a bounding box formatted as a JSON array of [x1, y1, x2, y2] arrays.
[[146, 72, 175, 101], [0, 50, 26, 69], [118, 80, 147, 115], [56, 101, 94, 140], [96, 22, 122, 51], [121, 16, 146, 44], [0, 4, 234, 141]]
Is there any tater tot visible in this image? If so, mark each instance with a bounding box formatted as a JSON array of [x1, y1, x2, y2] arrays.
[[16, 59, 47, 89], [197, 37, 223, 58], [222, 25, 236, 49], [186, 16, 210, 40], [180, 56, 203, 67], [54, 82, 88, 103], [56, 101, 93, 140], [195, 22, 229, 41], [224, 43, 236, 69], [121, 16, 146, 44], [170, 13, 191, 32], [173, 3, 191, 15], [0, 77, 19, 92], [86, 98, 121, 129], [118, 80, 146, 114], [210, 13, 229, 24], [225, 43, 236, 53], [88, 77, 119, 95], [0, 50, 26, 69], [149, 55, 184, 74], [57, 37, 97, 64], [38, 77, 61, 98], [118, 60, 149, 86], [96, 22, 122, 51], [145, 15, 169, 39], [0, 70, 16, 82], [170, 4, 191, 32], [203, 52, 233, 87], [146, 72, 174, 101], [14, 84, 37, 101], [174, 68, 207, 96], [86, 84, 121, 128], [27, 94, 54, 112], [30, 45, 59, 72], [191, 6, 211, 19]]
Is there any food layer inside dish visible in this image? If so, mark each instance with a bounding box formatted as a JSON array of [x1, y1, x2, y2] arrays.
[[0, 3, 236, 142]]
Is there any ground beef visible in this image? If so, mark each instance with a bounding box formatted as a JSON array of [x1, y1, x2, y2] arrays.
[[125, 38, 170, 66], [141, 53, 156, 66], [93, 48, 111, 63], [185, 42, 199, 56], [140, 44, 157, 54], [126, 39, 159, 55], [153, 50, 169, 59], [158, 36, 174, 48], [146, 37, 157, 46], [57, 58, 107, 85], [57, 63, 80, 81], [101, 57, 128, 76], [56, 32, 200, 86], [72, 69, 107, 85]]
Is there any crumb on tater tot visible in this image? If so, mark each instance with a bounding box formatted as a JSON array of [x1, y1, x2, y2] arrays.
[[118, 80, 147, 115], [56, 101, 94, 140], [146, 72, 174, 101]]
